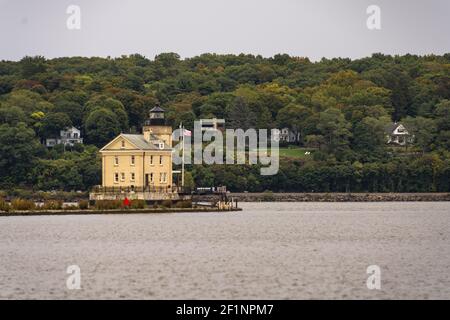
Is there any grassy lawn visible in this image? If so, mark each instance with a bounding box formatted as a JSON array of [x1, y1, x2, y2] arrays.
[[279, 146, 315, 159], [248, 146, 316, 159]]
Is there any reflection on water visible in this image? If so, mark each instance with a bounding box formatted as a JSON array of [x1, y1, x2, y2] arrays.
[[0, 202, 449, 299]]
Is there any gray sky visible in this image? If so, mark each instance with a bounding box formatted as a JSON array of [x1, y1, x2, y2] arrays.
[[0, 0, 449, 61]]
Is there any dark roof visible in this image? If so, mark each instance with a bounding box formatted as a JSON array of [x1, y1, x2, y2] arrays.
[[100, 133, 171, 151], [121, 134, 157, 150], [385, 122, 401, 134], [121, 134, 171, 151], [150, 106, 165, 112]]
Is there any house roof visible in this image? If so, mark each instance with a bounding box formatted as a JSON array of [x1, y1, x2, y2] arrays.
[[385, 123, 401, 134], [385, 122, 411, 135], [150, 106, 165, 112], [100, 133, 171, 152], [121, 134, 158, 150]]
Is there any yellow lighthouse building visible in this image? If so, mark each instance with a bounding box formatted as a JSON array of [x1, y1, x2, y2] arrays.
[[90, 106, 179, 201]]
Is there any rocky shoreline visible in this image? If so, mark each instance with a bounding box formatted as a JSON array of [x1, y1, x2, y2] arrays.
[[227, 192, 450, 202]]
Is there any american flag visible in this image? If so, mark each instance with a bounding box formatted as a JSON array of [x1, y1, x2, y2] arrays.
[[183, 128, 192, 137]]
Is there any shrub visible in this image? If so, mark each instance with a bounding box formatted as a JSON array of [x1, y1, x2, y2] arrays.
[[42, 200, 63, 210], [0, 198, 10, 212], [174, 200, 192, 208], [130, 199, 146, 209], [11, 189, 33, 199], [94, 200, 122, 210], [64, 204, 79, 210], [11, 198, 36, 211], [161, 200, 172, 208], [78, 200, 89, 210]]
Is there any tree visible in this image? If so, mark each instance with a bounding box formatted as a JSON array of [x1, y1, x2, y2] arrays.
[[35, 159, 83, 191], [184, 171, 195, 190], [434, 100, 450, 150], [41, 112, 72, 138], [434, 100, 450, 131], [317, 108, 352, 158], [226, 97, 257, 130], [276, 104, 312, 144], [20, 56, 48, 78], [84, 95, 129, 131], [155, 52, 181, 68], [84, 108, 121, 147], [54, 100, 84, 127], [305, 135, 326, 150], [352, 116, 389, 161], [403, 116, 437, 153], [0, 122, 43, 185], [0, 106, 27, 125]]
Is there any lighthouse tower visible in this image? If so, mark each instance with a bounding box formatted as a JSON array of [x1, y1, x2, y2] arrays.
[[142, 105, 172, 147]]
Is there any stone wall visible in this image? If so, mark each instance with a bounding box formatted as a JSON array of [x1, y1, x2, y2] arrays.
[[225, 192, 450, 202]]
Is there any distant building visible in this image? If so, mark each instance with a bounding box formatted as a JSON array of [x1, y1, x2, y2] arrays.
[[45, 126, 83, 147], [385, 123, 413, 146], [272, 128, 300, 143], [99, 106, 173, 191], [199, 118, 225, 132]]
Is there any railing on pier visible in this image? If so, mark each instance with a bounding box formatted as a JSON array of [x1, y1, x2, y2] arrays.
[[91, 185, 192, 194], [194, 186, 227, 195], [91, 185, 227, 196]]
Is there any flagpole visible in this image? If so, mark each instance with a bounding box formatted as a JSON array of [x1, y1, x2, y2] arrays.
[[181, 122, 185, 188]]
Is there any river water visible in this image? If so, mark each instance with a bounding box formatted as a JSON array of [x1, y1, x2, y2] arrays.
[[0, 202, 449, 299]]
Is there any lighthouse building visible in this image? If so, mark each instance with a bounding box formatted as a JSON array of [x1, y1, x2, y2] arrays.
[[97, 106, 174, 194]]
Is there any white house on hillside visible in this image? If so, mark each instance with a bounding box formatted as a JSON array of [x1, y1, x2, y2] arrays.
[[45, 126, 83, 147], [385, 123, 413, 146]]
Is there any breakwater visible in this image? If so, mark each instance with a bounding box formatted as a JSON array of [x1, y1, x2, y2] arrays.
[[224, 192, 450, 202]]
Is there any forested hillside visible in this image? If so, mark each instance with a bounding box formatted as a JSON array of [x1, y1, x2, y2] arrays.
[[1, 53, 450, 193]]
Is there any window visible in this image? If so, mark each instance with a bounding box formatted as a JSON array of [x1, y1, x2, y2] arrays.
[[114, 156, 119, 166], [74, 133, 79, 138], [159, 156, 163, 165], [131, 155, 135, 166], [160, 172, 167, 183], [150, 155, 154, 165], [114, 172, 119, 183], [130, 172, 135, 181], [121, 140, 125, 148], [150, 173, 154, 182], [159, 173, 163, 183], [121, 172, 125, 181]]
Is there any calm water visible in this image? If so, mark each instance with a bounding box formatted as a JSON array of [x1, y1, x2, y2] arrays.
[[0, 202, 449, 300]]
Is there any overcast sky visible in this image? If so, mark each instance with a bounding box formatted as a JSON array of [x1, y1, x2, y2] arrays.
[[0, 0, 449, 61]]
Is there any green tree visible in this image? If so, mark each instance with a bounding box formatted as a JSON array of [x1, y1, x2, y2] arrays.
[[403, 116, 437, 153], [434, 100, 450, 150], [85, 95, 129, 131], [41, 112, 72, 138], [0, 105, 27, 125], [317, 108, 352, 159], [352, 116, 389, 161], [276, 104, 312, 144], [84, 108, 121, 147], [0, 122, 43, 185]]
